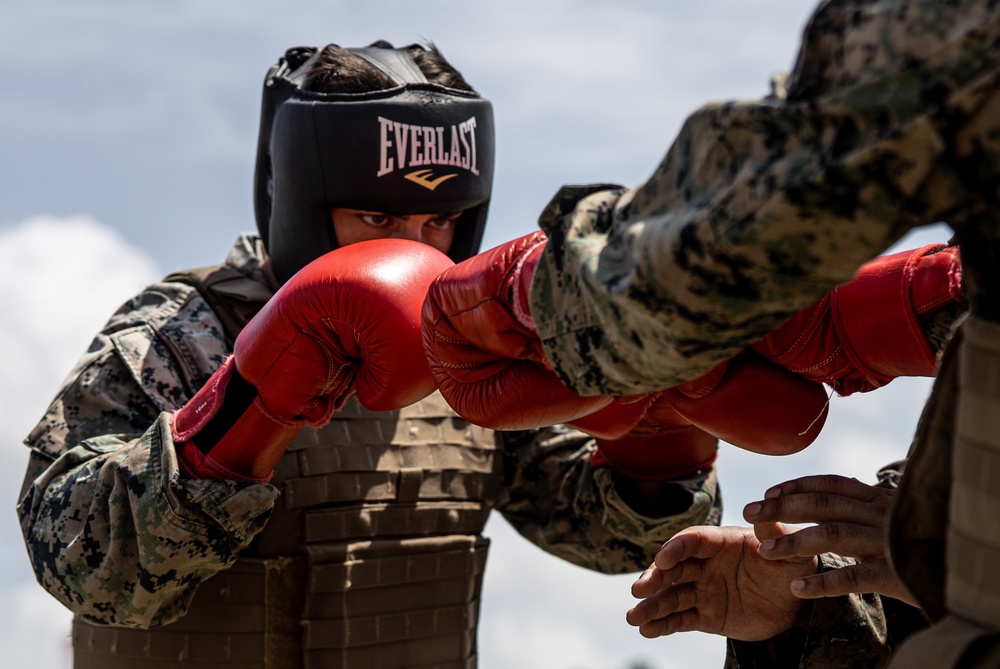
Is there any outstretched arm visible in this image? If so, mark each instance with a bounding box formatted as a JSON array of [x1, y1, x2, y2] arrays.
[[529, 2, 999, 396]]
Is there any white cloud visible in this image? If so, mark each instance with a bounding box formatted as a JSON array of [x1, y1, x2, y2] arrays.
[[0, 215, 160, 397], [0, 583, 73, 669], [0, 216, 160, 669]]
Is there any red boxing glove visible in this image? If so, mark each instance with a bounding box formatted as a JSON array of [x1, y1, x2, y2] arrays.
[[752, 244, 963, 396], [173, 239, 454, 481], [665, 350, 829, 455], [589, 404, 719, 481], [423, 231, 613, 429], [586, 350, 830, 482]]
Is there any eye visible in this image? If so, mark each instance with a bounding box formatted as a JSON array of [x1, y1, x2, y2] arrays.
[[358, 213, 392, 228], [427, 215, 460, 231]]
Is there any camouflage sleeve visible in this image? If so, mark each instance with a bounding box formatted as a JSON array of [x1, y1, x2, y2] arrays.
[[493, 425, 721, 573], [16, 282, 279, 628], [530, 0, 1000, 396], [725, 553, 928, 669]]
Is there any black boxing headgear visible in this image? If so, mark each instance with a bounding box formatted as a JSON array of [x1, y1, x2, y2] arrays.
[[253, 44, 495, 284]]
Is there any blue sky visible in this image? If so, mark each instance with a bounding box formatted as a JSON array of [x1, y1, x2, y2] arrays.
[[0, 2, 948, 667]]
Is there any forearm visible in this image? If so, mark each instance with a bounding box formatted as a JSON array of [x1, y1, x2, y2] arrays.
[[531, 0, 1000, 396], [17, 414, 277, 627], [496, 426, 721, 573], [727, 553, 927, 668]]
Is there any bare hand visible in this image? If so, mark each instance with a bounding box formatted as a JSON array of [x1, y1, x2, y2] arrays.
[[743, 474, 918, 607], [626, 525, 817, 641]]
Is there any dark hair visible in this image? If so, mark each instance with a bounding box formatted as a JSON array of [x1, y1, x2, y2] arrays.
[[302, 41, 475, 94]]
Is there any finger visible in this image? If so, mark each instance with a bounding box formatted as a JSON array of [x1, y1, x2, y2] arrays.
[[753, 520, 795, 542], [652, 534, 694, 571], [631, 563, 666, 598], [789, 560, 899, 600], [744, 488, 892, 527], [764, 474, 880, 500], [632, 556, 708, 598], [637, 608, 710, 639], [760, 522, 885, 561], [753, 522, 813, 564], [653, 527, 728, 570], [626, 582, 699, 628]]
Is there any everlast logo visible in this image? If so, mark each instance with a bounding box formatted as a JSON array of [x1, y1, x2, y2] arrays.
[[376, 115, 480, 190]]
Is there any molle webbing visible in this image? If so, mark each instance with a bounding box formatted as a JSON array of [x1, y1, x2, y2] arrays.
[[947, 316, 1000, 627], [255, 392, 498, 557], [72, 556, 305, 669], [302, 536, 487, 668], [73, 537, 487, 669], [73, 384, 499, 667]]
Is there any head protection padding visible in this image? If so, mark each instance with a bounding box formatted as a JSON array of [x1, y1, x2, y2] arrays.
[[254, 44, 495, 284]]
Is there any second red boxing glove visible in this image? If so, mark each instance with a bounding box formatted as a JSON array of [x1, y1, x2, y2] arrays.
[[584, 349, 830, 484], [664, 350, 829, 455], [423, 231, 614, 429]]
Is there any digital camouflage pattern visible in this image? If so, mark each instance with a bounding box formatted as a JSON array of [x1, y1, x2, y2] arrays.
[[16, 234, 721, 632], [17, 235, 277, 628], [529, 0, 1000, 396]]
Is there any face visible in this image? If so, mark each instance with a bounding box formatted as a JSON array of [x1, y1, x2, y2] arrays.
[[331, 208, 460, 255]]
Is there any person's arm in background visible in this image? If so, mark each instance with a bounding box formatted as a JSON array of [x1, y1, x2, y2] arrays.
[[493, 424, 721, 573], [529, 1, 1000, 396], [423, 229, 964, 455]]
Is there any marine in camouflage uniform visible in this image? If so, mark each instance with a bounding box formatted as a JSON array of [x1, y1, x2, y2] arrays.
[[524, 0, 1000, 666], [16, 234, 721, 669]]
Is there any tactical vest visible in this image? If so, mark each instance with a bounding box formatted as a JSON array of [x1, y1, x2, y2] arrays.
[[887, 215, 1000, 667], [72, 265, 501, 669], [947, 316, 1000, 628]]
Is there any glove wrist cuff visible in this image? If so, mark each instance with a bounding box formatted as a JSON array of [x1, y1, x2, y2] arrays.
[[834, 244, 962, 389], [172, 357, 305, 480], [509, 234, 547, 331]]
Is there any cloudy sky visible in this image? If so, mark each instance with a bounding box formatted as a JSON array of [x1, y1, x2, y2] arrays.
[[0, 2, 951, 668]]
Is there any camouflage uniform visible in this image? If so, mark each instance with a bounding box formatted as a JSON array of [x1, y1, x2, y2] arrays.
[[526, 0, 1000, 666], [16, 234, 720, 669]]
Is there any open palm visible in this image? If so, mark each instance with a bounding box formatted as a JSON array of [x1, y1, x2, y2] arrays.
[[626, 525, 817, 641]]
